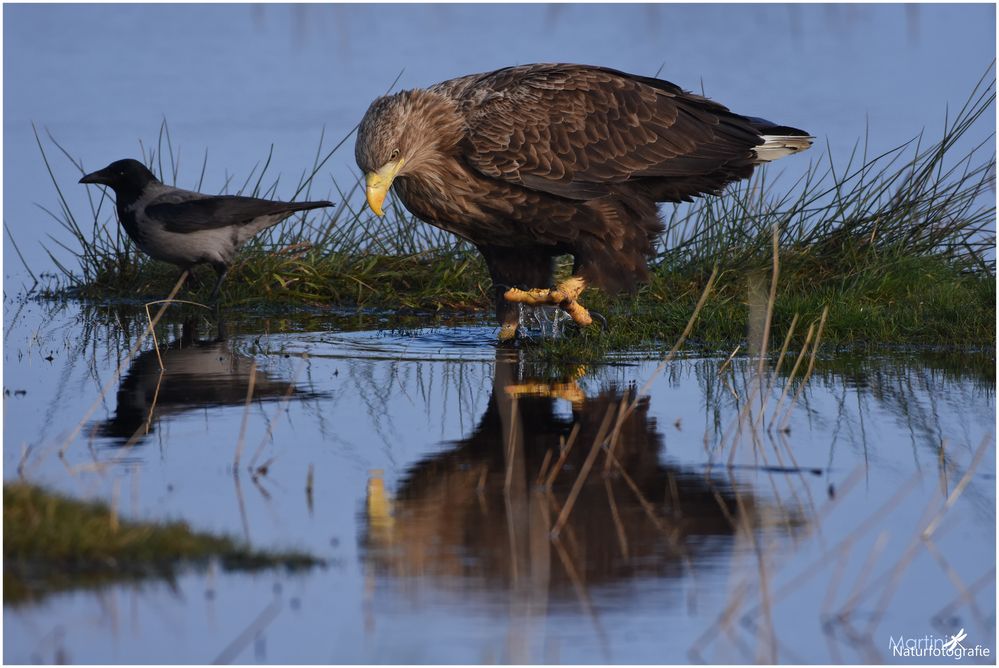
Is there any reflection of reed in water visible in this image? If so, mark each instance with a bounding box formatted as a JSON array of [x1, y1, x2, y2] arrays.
[[96, 320, 324, 446], [361, 348, 798, 597]]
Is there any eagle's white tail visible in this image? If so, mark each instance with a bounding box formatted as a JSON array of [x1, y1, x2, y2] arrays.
[[753, 134, 815, 163]]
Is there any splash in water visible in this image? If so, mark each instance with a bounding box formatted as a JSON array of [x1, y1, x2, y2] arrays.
[[517, 302, 573, 339]]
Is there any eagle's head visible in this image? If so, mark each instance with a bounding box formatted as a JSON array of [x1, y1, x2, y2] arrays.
[[355, 89, 464, 217]]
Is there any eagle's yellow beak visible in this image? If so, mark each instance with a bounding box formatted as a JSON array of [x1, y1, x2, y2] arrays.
[[365, 159, 404, 217]]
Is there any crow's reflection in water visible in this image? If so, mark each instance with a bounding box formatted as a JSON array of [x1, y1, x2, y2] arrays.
[[362, 347, 796, 596], [97, 319, 324, 445]]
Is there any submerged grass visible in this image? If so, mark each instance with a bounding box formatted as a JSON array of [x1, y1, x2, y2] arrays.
[[4, 482, 323, 605], [26, 68, 995, 353]]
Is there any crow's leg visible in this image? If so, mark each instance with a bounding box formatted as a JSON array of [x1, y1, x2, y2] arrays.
[[208, 263, 229, 302], [181, 267, 199, 291]]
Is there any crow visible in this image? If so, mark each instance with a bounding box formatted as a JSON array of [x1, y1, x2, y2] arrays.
[[80, 158, 334, 298]]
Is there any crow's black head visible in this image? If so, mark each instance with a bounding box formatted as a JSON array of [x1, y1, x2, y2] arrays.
[[80, 159, 159, 199]]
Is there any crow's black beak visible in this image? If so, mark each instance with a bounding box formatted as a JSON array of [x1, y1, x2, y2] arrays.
[[79, 169, 109, 185]]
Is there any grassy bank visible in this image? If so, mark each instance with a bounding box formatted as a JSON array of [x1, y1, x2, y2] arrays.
[[4, 483, 323, 604], [26, 70, 995, 353], [542, 253, 994, 359]]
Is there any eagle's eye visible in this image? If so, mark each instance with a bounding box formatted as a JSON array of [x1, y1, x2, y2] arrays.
[[389, 148, 400, 161]]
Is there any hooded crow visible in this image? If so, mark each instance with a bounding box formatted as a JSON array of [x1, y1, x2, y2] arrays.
[[79, 158, 334, 298]]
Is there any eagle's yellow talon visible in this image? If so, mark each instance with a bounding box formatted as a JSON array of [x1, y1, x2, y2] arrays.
[[504, 381, 586, 406], [504, 287, 553, 305], [556, 276, 586, 302], [562, 300, 593, 327], [498, 323, 519, 341], [503, 277, 594, 328]]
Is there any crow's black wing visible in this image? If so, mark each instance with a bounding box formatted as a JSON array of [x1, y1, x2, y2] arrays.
[[147, 196, 332, 233]]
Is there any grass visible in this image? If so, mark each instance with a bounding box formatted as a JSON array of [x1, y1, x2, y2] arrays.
[[529, 253, 994, 364], [23, 67, 996, 354], [4, 482, 323, 605]]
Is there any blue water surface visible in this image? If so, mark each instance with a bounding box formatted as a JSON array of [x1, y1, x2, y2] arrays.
[[2, 4, 996, 664]]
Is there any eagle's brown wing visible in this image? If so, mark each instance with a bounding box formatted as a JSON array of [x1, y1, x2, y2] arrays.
[[451, 64, 764, 201]]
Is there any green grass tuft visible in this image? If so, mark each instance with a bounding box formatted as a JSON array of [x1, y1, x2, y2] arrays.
[[525, 253, 994, 365], [4, 483, 323, 605]]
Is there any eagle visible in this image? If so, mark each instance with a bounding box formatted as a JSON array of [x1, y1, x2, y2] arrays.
[[355, 63, 812, 340]]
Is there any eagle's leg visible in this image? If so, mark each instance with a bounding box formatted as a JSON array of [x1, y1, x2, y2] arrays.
[[478, 245, 555, 341], [497, 305, 520, 342], [504, 276, 594, 328]]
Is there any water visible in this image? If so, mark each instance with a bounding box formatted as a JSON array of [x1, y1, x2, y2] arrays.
[[2, 4, 996, 663], [3, 301, 995, 663]]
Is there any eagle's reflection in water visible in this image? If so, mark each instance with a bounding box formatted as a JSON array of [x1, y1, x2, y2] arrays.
[[361, 347, 800, 621], [97, 320, 324, 446]]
